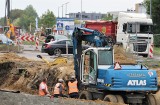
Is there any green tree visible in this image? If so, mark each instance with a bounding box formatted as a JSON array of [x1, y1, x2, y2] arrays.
[[40, 10, 56, 28], [145, 0, 160, 47], [18, 5, 38, 32], [102, 13, 113, 21], [10, 9, 23, 22], [0, 17, 5, 26]]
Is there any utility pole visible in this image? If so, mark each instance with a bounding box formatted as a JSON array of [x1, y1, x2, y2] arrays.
[[65, 2, 69, 17]]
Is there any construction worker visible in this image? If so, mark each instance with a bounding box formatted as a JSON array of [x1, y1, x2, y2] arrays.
[[68, 76, 79, 98], [53, 78, 65, 97], [39, 78, 50, 96]]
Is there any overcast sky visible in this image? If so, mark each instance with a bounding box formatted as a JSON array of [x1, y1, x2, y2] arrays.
[[0, 0, 144, 18]]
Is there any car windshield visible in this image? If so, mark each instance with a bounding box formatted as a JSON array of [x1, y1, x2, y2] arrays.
[[55, 40, 73, 46], [54, 35, 68, 40]]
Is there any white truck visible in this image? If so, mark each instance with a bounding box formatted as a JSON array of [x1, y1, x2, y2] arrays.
[[116, 12, 153, 57], [85, 12, 153, 57]]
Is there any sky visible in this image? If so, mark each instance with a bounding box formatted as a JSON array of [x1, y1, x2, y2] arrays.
[[0, 0, 144, 18]]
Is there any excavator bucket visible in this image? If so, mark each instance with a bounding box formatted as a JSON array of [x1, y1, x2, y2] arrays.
[[37, 55, 67, 67], [51, 57, 67, 65]]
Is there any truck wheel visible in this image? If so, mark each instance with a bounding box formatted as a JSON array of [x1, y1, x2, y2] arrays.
[[103, 95, 118, 103], [115, 95, 124, 103], [79, 91, 92, 100], [146, 95, 157, 105]]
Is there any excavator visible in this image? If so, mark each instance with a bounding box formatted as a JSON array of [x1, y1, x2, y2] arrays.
[[72, 27, 158, 105], [4, 0, 16, 41]]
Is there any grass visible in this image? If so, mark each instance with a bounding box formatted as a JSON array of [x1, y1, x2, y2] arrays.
[[154, 47, 160, 55]]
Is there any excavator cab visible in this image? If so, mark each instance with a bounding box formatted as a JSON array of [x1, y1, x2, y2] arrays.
[[80, 47, 113, 85]]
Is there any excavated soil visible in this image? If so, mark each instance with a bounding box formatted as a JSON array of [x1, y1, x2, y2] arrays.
[[0, 45, 159, 104]]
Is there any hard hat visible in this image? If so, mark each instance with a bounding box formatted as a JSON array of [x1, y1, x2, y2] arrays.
[[58, 78, 64, 82]]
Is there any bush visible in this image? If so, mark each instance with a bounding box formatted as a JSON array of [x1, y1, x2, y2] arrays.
[[154, 35, 160, 47]]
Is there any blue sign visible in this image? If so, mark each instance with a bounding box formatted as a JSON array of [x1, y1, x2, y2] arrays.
[[65, 25, 70, 30], [57, 23, 63, 30]]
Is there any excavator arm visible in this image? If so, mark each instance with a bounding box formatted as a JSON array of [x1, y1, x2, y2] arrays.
[[72, 27, 113, 82]]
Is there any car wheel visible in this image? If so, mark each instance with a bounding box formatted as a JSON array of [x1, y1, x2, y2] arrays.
[[53, 48, 62, 56], [48, 52, 54, 56]]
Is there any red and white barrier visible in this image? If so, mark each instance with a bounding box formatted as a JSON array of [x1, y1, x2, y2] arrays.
[[149, 44, 153, 58], [35, 37, 39, 50], [20, 34, 34, 42]]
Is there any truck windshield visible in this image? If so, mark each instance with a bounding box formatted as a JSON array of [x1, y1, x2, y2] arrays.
[[127, 23, 153, 34], [98, 50, 113, 65]]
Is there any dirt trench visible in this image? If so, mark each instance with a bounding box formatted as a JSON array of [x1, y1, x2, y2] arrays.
[[0, 53, 75, 95]]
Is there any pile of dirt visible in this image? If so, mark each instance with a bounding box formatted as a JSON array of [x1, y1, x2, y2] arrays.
[[114, 45, 136, 65], [0, 53, 74, 95]]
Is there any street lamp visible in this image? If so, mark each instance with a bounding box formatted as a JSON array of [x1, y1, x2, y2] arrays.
[[58, 6, 61, 17], [65, 2, 69, 17], [61, 4, 64, 18]]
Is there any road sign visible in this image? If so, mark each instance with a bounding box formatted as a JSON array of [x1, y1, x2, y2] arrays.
[[65, 25, 70, 30], [57, 23, 63, 30]]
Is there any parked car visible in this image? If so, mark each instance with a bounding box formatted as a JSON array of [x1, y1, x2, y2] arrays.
[[0, 34, 14, 45], [44, 34, 68, 43], [42, 39, 89, 56]]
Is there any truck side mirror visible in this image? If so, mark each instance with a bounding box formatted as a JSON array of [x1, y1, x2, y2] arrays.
[[123, 23, 127, 33]]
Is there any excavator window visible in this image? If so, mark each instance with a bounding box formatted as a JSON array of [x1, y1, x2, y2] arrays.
[[98, 50, 113, 65], [83, 50, 97, 84]]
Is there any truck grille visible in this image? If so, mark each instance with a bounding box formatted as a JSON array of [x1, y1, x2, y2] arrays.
[[133, 43, 147, 52]]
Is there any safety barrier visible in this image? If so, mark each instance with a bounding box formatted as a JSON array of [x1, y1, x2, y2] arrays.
[[16, 33, 40, 51], [149, 44, 153, 58]]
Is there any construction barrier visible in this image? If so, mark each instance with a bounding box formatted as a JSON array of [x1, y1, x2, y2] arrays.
[[35, 37, 39, 50], [20, 34, 34, 42], [149, 44, 153, 58]]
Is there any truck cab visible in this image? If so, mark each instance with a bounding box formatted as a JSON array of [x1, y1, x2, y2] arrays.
[[117, 12, 153, 57]]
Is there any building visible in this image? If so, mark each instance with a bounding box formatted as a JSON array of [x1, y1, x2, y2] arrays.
[[68, 12, 105, 20]]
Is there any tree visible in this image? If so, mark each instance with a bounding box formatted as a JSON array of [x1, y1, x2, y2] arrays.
[[10, 9, 23, 22], [145, 0, 160, 47], [0, 9, 23, 26], [18, 5, 38, 32], [102, 13, 113, 21], [40, 10, 56, 28], [0, 17, 5, 26]]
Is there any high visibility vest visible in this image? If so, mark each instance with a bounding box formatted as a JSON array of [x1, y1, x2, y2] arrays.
[[39, 82, 48, 96], [68, 81, 78, 94], [54, 83, 64, 95]]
